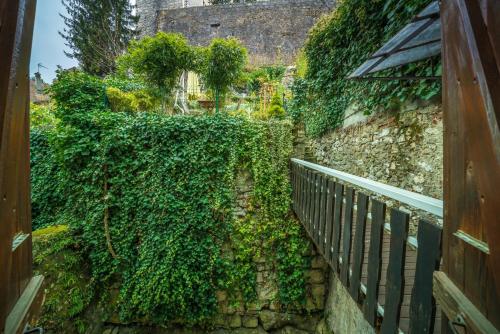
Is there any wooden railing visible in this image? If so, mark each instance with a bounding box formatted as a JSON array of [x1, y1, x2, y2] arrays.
[[290, 159, 443, 334]]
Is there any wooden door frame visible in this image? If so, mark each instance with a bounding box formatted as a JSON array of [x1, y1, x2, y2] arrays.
[[438, 0, 500, 332], [0, 0, 43, 333]]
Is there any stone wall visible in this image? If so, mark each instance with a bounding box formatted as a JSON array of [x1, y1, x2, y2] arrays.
[[324, 274, 375, 334], [206, 170, 330, 333], [154, 0, 334, 66], [304, 104, 443, 199], [98, 171, 331, 334], [209, 246, 329, 334], [137, 0, 179, 36]]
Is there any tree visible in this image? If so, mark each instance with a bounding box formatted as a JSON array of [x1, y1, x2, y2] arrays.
[[117, 32, 197, 112], [200, 38, 247, 112], [60, 0, 137, 76], [268, 92, 285, 118]]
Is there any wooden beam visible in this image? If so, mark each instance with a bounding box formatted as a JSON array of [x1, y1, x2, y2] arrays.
[[4, 275, 44, 334], [331, 182, 344, 272], [340, 187, 355, 286], [433, 271, 500, 334], [380, 209, 409, 334], [409, 220, 442, 334]]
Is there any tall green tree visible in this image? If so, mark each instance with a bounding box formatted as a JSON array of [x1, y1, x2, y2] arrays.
[[60, 0, 138, 76], [200, 38, 247, 112], [117, 32, 197, 112]]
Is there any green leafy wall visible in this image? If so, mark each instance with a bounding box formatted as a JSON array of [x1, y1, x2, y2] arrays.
[[31, 72, 310, 327], [290, 0, 441, 137]]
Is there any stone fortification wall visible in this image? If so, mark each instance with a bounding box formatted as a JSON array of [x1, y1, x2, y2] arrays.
[[303, 104, 443, 199], [148, 0, 334, 66]]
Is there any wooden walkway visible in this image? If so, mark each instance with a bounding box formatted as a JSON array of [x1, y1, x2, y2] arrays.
[[291, 160, 443, 334]]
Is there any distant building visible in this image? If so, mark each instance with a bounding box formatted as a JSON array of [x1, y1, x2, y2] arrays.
[[30, 72, 50, 105]]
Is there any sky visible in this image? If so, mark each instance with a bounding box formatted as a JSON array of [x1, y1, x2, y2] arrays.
[[30, 0, 137, 83], [30, 1, 77, 83]]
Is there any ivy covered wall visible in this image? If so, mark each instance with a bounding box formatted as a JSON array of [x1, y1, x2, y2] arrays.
[[290, 0, 441, 137], [30, 71, 328, 332]]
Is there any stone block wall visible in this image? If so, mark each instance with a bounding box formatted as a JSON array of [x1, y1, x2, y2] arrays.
[[154, 0, 334, 66], [211, 246, 329, 333], [217, 170, 330, 333], [137, 0, 188, 36], [304, 105, 443, 199]]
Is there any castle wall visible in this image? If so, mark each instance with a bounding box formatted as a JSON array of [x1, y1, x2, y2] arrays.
[[148, 0, 334, 66]]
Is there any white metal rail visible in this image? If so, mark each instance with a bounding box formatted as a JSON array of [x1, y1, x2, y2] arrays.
[[291, 158, 443, 218]]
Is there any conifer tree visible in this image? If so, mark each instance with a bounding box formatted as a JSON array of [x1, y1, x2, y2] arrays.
[[60, 0, 138, 76]]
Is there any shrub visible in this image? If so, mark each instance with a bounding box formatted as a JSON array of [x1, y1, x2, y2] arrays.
[[106, 87, 158, 112], [30, 103, 58, 129], [106, 87, 135, 112], [49, 69, 107, 125], [268, 92, 286, 118], [244, 65, 287, 95]]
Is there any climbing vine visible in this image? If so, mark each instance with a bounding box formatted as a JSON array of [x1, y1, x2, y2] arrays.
[[290, 0, 441, 137], [31, 70, 309, 327]]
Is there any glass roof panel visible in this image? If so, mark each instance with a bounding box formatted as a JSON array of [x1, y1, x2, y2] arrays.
[[372, 19, 431, 57], [349, 1, 441, 79], [403, 19, 441, 49], [417, 1, 440, 18], [348, 57, 382, 78], [368, 41, 441, 74]]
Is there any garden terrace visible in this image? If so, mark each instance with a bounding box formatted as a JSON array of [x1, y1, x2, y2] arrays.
[[2, 0, 500, 333]]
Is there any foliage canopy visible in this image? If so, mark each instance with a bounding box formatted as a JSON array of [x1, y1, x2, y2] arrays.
[[61, 0, 137, 76], [200, 38, 248, 111], [118, 32, 196, 98]]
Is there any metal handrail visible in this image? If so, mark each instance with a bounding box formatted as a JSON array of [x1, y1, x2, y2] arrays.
[[291, 158, 443, 218]]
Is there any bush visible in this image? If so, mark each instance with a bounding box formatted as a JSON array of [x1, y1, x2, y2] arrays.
[[268, 92, 286, 118], [49, 69, 106, 124], [291, 0, 441, 137], [244, 65, 287, 95], [30, 103, 58, 129], [106, 87, 158, 112], [32, 110, 308, 326]]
